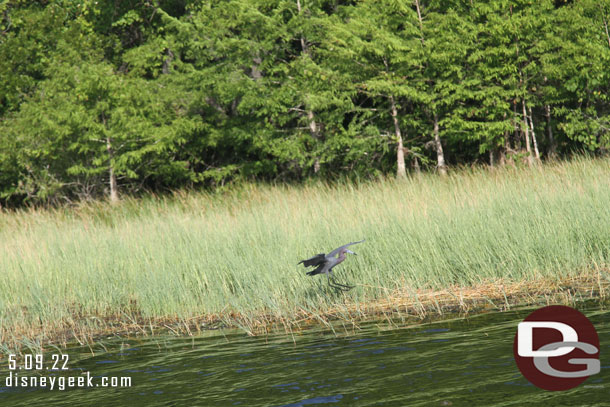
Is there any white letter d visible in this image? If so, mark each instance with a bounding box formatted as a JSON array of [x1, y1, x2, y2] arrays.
[[518, 322, 577, 357]]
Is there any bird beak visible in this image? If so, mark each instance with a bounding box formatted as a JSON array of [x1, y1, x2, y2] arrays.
[[346, 250, 356, 255]]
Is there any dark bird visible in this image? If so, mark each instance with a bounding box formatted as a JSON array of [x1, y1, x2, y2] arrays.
[[298, 240, 365, 291]]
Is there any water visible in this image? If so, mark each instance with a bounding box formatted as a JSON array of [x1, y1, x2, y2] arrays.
[[0, 306, 608, 406]]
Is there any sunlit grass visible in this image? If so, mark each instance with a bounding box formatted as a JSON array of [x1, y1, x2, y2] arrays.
[[0, 157, 609, 351]]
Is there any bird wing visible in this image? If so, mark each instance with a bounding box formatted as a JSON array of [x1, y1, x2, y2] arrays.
[[298, 253, 326, 267], [327, 239, 366, 257]]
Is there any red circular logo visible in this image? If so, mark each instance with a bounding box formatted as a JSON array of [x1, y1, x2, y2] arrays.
[[513, 305, 600, 391]]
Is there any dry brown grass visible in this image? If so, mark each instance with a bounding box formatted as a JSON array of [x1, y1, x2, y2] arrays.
[[3, 268, 608, 355]]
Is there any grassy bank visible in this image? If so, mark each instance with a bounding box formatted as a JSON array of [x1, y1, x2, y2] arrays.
[[1, 158, 609, 352]]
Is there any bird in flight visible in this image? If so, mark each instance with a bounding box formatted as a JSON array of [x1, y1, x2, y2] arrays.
[[298, 240, 365, 291]]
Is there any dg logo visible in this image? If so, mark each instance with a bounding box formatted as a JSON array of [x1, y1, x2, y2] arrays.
[[513, 305, 600, 391]]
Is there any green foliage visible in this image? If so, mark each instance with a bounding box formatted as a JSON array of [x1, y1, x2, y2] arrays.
[[1, 0, 609, 205]]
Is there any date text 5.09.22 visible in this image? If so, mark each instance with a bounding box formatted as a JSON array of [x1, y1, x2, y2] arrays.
[[8, 354, 69, 371]]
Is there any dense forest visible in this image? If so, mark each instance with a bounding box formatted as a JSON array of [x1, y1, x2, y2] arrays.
[[0, 0, 609, 206]]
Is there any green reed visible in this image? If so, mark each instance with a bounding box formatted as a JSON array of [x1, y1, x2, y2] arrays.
[[0, 157, 609, 349]]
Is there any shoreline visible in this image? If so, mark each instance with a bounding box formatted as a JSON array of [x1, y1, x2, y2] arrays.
[[1, 158, 609, 355], [3, 269, 608, 354]]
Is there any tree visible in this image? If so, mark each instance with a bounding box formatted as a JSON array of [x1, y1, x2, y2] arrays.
[[544, 0, 610, 153], [411, 0, 476, 175], [1, 0, 610, 207], [325, 0, 424, 178], [1, 5, 197, 203]]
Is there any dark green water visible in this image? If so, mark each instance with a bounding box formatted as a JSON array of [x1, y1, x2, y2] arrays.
[[1, 306, 608, 406]]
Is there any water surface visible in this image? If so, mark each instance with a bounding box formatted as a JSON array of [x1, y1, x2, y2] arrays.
[[1, 306, 608, 406]]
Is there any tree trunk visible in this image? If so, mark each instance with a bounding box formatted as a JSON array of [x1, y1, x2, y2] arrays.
[[390, 95, 407, 179], [413, 158, 421, 173], [414, 0, 446, 177], [307, 110, 318, 137], [513, 100, 520, 150], [414, 0, 425, 44], [527, 105, 541, 163], [545, 104, 556, 158], [601, 5, 610, 49], [433, 112, 447, 175], [500, 112, 508, 166], [296, 0, 307, 50], [106, 135, 119, 203], [162, 48, 174, 74], [307, 110, 321, 173], [250, 55, 262, 80], [297, 0, 320, 173], [521, 100, 533, 167], [306, 109, 320, 173], [102, 112, 119, 203]]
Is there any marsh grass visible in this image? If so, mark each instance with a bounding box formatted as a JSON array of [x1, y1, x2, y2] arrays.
[[0, 157, 609, 352]]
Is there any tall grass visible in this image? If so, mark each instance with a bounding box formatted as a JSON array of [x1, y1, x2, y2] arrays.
[[0, 157, 609, 350]]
